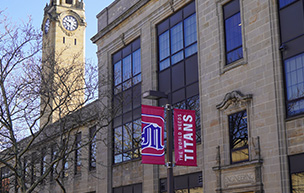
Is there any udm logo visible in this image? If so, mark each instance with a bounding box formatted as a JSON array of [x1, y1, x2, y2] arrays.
[[142, 123, 164, 156]]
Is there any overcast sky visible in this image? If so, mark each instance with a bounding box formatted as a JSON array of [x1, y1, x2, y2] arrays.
[[2, 0, 114, 64]]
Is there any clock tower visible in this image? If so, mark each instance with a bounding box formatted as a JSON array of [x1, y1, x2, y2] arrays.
[[41, 0, 86, 126]]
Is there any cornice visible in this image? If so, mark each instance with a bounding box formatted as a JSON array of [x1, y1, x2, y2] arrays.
[[91, 0, 151, 43]]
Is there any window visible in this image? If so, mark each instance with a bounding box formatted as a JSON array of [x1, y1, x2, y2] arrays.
[[74, 132, 81, 174], [66, 0, 72, 4], [1, 167, 10, 193], [284, 53, 304, 116], [31, 153, 38, 184], [157, 1, 201, 143], [223, 0, 243, 65], [228, 110, 248, 164], [113, 183, 142, 193], [289, 153, 304, 193], [62, 139, 69, 178], [160, 172, 202, 192], [89, 126, 97, 170], [158, 1, 197, 71], [51, 145, 58, 181], [41, 149, 47, 177], [278, 0, 304, 117], [113, 38, 141, 164]]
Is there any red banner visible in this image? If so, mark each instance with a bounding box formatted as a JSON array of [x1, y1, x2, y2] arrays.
[[174, 109, 197, 166], [141, 105, 165, 165]]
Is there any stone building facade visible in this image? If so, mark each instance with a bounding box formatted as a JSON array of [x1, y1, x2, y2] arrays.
[[2, 0, 304, 193], [91, 0, 304, 192]]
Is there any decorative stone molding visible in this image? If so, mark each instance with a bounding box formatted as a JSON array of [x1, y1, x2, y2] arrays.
[[224, 172, 255, 188], [216, 90, 253, 110]]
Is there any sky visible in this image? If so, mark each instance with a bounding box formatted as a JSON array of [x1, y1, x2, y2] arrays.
[[2, 0, 114, 64]]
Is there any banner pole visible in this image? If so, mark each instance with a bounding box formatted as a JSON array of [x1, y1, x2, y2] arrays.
[[166, 104, 174, 193]]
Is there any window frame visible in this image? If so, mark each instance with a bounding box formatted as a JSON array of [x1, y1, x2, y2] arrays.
[[160, 172, 202, 192], [157, 1, 201, 143], [74, 132, 82, 175], [228, 110, 249, 164], [278, 0, 304, 117], [289, 153, 304, 193], [223, 0, 243, 65], [89, 126, 97, 171], [217, 0, 247, 73], [112, 38, 142, 164]]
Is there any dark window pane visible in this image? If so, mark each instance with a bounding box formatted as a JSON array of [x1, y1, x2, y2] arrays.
[[123, 89, 132, 113], [123, 111, 132, 124], [282, 35, 304, 60], [279, 0, 296, 8], [158, 19, 169, 35], [113, 116, 122, 128], [189, 172, 203, 188], [172, 89, 185, 104], [289, 153, 304, 173], [113, 187, 123, 193], [186, 82, 199, 98], [133, 84, 141, 109], [172, 61, 185, 91], [123, 186, 133, 193], [123, 44, 132, 58], [113, 51, 122, 64], [134, 184, 142, 193], [185, 54, 198, 85], [175, 175, 188, 189], [183, 1, 196, 18], [223, 0, 240, 19], [170, 10, 183, 27], [133, 107, 141, 120], [159, 69, 171, 94], [132, 38, 141, 51], [279, 1, 304, 43]]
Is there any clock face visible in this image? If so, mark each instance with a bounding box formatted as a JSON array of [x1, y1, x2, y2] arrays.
[[44, 18, 50, 34], [62, 15, 78, 31]]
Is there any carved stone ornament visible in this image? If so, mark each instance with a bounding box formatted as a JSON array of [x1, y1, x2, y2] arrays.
[[216, 90, 252, 110], [224, 172, 256, 188]]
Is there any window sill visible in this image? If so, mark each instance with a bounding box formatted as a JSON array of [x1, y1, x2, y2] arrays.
[[286, 113, 304, 122], [113, 157, 141, 166], [220, 58, 247, 74]]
